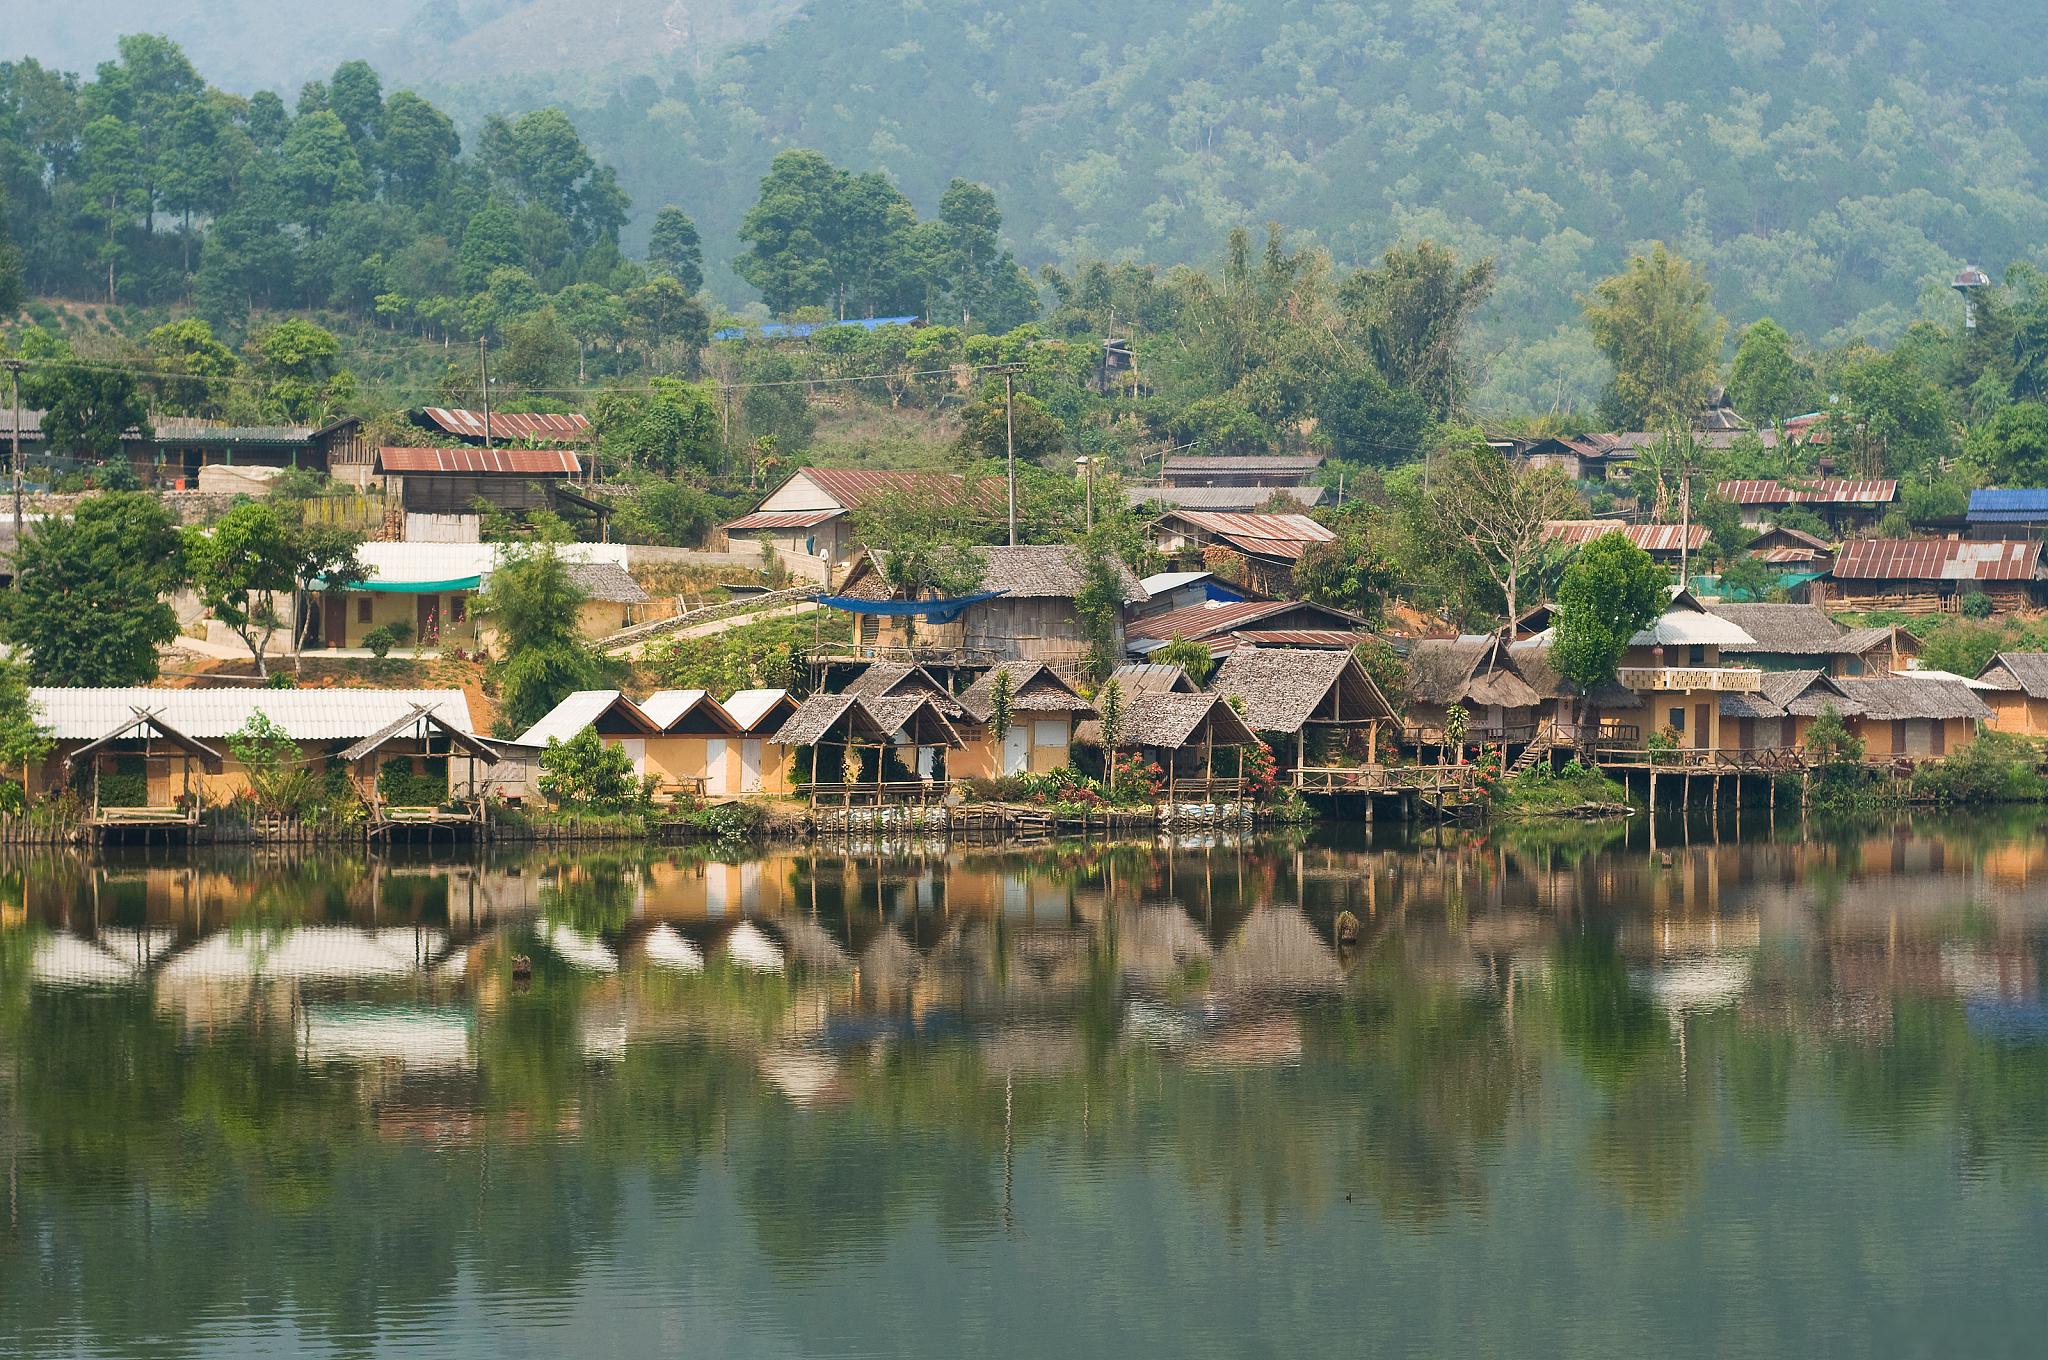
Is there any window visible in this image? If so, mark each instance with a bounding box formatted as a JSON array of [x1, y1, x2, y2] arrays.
[[356, 597, 372, 624], [450, 595, 467, 624], [1687, 645, 1705, 666], [1669, 707, 1686, 732]]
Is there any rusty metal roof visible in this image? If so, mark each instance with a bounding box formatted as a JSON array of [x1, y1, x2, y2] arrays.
[[1714, 479, 1898, 506], [1832, 538, 2043, 582], [797, 467, 970, 509], [720, 509, 842, 532], [1160, 454, 1324, 476], [1126, 597, 1362, 643], [376, 447, 582, 475], [1161, 510, 1333, 560], [419, 408, 590, 443], [1215, 629, 1372, 650], [1543, 521, 1709, 553]]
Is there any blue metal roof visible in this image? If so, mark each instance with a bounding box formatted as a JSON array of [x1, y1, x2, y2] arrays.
[[1969, 488, 2048, 521], [714, 316, 920, 341]]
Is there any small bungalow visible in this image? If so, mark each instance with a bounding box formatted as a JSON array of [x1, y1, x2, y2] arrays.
[[1207, 647, 1394, 777], [515, 688, 798, 798], [313, 542, 642, 650], [1719, 670, 1857, 752], [1158, 454, 1324, 489], [830, 545, 1145, 674], [145, 415, 367, 485], [1125, 598, 1372, 659], [1149, 510, 1335, 595], [1974, 654, 2048, 736], [953, 662, 1094, 777], [1614, 587, 1762, 751], [338, 706, 501, 831], [1747, 524, 1836, 568], [1967, 489, 2048, 539], [1089, 691, 1260, 800], [1135, 569, 1249, 617], [716, 467, 970, 566], [374, 447, 605, 534], [1124, 484, 1326, 512], [1405, 635, 1551, 748], [1708, 604, 1916, 675], [1715, 479, 1900, 533], [771, 691, 964, 798], [1543, 520, 1709, 565], [1832, 676, 1992, 759], [718, 690, 801, 795], [409, 408, 591, 446], [1826, 538, 2044, 611], [26, 688, 485, 817], [639, 689, 749, 796]]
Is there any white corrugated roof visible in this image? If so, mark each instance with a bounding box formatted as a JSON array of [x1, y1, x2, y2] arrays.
[[720, 689, 791, 730], [1139, 570, 1212, 596], [514, 690, 624, 747], [356, 541, 631, 586], [29, 688, 474, 742], [639, 689, 713, 728], [1630, 591, 1756, 648]]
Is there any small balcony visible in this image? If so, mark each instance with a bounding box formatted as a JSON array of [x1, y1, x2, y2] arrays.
[[1616, 666, 1764, 693]]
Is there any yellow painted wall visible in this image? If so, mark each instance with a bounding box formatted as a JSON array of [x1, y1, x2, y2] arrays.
[[953, 714, 1074, 779], [1983, 692, 2048, 737]]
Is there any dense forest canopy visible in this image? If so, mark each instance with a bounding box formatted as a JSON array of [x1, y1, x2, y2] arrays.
[[15, 0, 2048, 408]]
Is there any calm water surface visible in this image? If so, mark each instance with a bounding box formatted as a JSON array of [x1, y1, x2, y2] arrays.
[[5, 815, 2048, 1357]]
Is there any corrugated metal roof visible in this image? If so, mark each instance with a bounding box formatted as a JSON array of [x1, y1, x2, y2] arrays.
[[1165, 510, 1334, 542], [515, 690, 632, 747], [797, 467, 969, 509], [1160, 454, 1324, 475], [1126, 597, 1361, 643], [355, 541, 630, 586], [1124, 485, 1327, 510], [1139, 570, 1215, 595], [720, 689, 794, 731], [720, 509, 842, 531], [0, 408, 45, 438], [1968, 489, 2048, 521], [1832, 538, 2043, 582], [1715, 479, 1898, 506], [1544, 521, 1709, 552], [1216, 629, 1370, 649], [377, 447, 582, 475], [638, 689, 718, 729], [419, 409, 590, 443], [30, 688, 475, 743]]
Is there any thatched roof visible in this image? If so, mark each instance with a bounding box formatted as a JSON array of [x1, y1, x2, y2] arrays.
[[1833, 676, 1993, 721], [1208, 647, 1393, 733], [1108, 663, 1199, 696], [1115, 692, 1260, 750], [863, 693, 966, 746], [1836, 625, 1914, 658], [1721, 670, 1857, 720], [1505, 641, 1639, 709], [1709, 604, 1843, 655], [841, 661, 964, 715], [771, 693, 884, 747], [956, 662, 1093, 723], [841, 544, 1144, 605], [1979, 652, 2048, 698], [1407, 635, 1544, 708]]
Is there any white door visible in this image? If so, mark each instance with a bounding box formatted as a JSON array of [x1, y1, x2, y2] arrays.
[[704, 738, 729, 795], [1001, 725, 1030, 775], [916, 745, 937, 779], [739, 739, 764, 793], [617, 738, 646, 777]]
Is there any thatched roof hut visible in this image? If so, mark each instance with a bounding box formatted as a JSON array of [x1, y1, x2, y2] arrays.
[[1207, 647, 1393, 734], [956, 662, 1094, 723]]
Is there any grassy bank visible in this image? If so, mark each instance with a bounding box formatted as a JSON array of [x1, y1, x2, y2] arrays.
[[1494, 759, 1633, 818]]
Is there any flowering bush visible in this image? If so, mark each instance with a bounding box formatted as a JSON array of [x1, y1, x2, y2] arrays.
[[1241, 740, 1281, 801], [1107, 752, 1165, 805]]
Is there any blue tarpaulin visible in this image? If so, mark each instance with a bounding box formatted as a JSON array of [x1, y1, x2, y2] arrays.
[[818, 590, 1006, 624]]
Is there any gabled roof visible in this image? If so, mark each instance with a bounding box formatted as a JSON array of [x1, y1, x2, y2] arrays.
[[771, 692, 962, 747], [720, 689, 798, 733], [841, 661, 964, 715], [1107, 664, 1200, 696], [566, 561, 650, 604], [61, 710, 226, 774], [1630, 588, 1755, 647], [1160, 454, 1325, 477], [1834, 675, 1993, 721], [639, 689, 742, 733], [1721, 669, 1855, 720], [1405, 636, 1544, 709], [956, 663, 1093, 723], [1835, 625, 1914, 656], [1115, 693, 1259, 750], [376, 446, 582, 475], [514, 690, 659, 747], [337, 706, 498, 764], [1208, 648, 1393, 733], [1968, 489, 2048, 522], [1748, 524, 1834, 551], [1977, 653, 2048, 699], [1709, 604, 1844, 655], [1833, 539, 2042, 583], [1715, 479, 1898, 506], [861, 693, 965, 747], [837, 544, 1145, 606], [415, 408, 590, 443], [1543, 521, 1709, 553], [1125, 598, 1364, 645], [31, 688, 475, 743], [720, 509, 842, 532], [1157, 510, 1336, 561], [789, 467, 970, 511]]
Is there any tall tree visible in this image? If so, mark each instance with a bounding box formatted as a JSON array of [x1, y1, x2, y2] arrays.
[[1726, 318, 1817, 425], [376, 90, 459, 202], [77, 115, 146, 301], [6, 493, 184, 685], [1582, 243, 1725, 429], [734, 149, 843, 314], [18, 327, 148, 459], [1338, 240, 1495, 419], [183, 501, 301, 676], [646, 206, 703, 294], [1418, 438, 1582, 626], [1551, 533, 1667, 743]]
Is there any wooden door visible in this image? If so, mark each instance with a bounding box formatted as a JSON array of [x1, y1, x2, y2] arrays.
[[1002, 725, 1030, 775], [704, 738, 729, 795], [323, 594, 346, 648], [739, 740, 763, 793]]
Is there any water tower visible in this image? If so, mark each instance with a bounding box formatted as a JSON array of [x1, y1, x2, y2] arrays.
[[1953, 265, 1992, 328]]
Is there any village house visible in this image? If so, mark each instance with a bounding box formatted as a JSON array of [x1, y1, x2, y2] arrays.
[[1148, 509, 1334, 596], [311, 542, 646, 651], [1973, 654, 2048, 736], [515, 688, 801, 798], [373, 447, 607, 538], [830, 544, 1145, 675], [1404, 634, 1555, 749], [717, 690, 802, 795], [1825, 538, 2044, 611], [1715, 478, 1900, 533], [1124, 598, 1371, 659], [25, 688, 492, 823], [1719, 670, 1855, 753], [1543, 520, 1710, 566], [1611, 588, 1762, 751], [143, 415, 369, 485], [715, 467, 970, 566], [1134, 569, 1250, 617], [1207, 647, 1394, 779], [1123, 484, 1326, 512], [1967, 489, 2048, 539], [1079, 690, 1260, 800], [771, 690, 964, 795], [1157, 453, 1324, 490], [952, 662, 1094, 777], [1832, 676, 1992, 759], [1744, 524, 1836, 579], [408, 408, 591, 446], [1707, 603, 1919, 675], [1513, 430, 1752, 485]]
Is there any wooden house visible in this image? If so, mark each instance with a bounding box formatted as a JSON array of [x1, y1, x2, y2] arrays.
[[1090, 692, 1260, 800], [1974, 654, 2048, 736], [771, 692, 964, 800], [374, 447, 603, 531], [830, 545, 1145, 674], [1715, 478, 1899, 533], [1158, 454, 1323, 489], [1832, 676, 1991, 758], [1610, 588, 1762, 751], [1404, 635, 1552, 749], [1746, 524, 1835, 569], [953, 663, 1094, 778], [1826, 539, 2044, 611], [143, 415, 367, 485], [1967, 489, 2048, 539], [1543, 520, 1709, 566], [716, 467, 970, 566], [1124, 598, 1371, 659], [1149, 510, 1334, 595], [409, 408, 591, 446], [1708, 604, 1916, 676], [1719, 670, 1857, 752], [1207, 647, 1394, 777]]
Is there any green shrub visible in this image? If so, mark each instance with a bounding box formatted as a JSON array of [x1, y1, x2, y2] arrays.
[[377, 757, 448, 807], [1960, 591, 1994, 619], [1912, 729, 2045, 805], [537, 728, 646, 812], [361, 622, 412, 658]]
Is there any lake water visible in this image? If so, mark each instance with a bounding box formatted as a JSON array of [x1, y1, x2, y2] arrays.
[[5, 814, 2048, 1358]]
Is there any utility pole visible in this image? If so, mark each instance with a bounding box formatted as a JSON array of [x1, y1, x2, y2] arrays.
[[4, 359, 23, 535], [993, 365, 1025, 546], [478, 337, 493, 449], [1077, 456, 1094, 532]]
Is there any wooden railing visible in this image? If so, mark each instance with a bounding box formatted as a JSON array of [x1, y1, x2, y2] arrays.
[[1615, 666, 1764, 693], [1156, 777, 1247, 800], [806, 780, 949, 808], [91, 805, 199, 826], [1294, 765, 1478, 792]]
